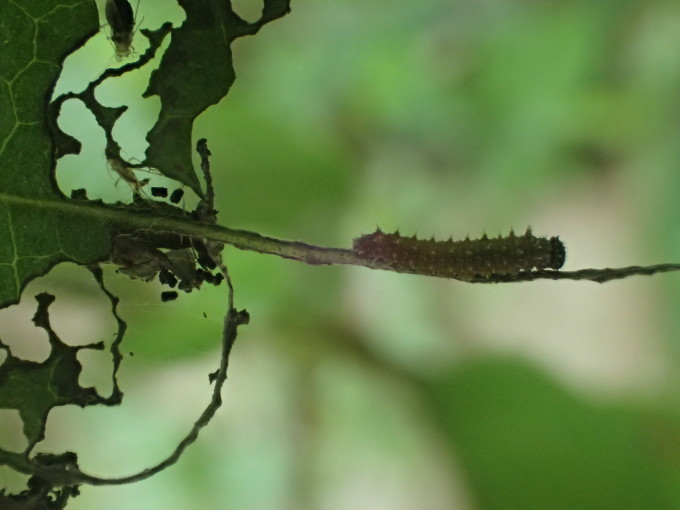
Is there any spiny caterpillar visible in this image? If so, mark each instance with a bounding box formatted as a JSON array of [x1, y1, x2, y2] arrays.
[[353, 228, 565, 281]]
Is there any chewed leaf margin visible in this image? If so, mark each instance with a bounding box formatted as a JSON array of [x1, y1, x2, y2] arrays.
[[142, 0, 292, 195], [0, 266, 124, 451]]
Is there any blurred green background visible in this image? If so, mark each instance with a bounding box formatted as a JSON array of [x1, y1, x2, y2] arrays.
[[2, 0, 680, 508]]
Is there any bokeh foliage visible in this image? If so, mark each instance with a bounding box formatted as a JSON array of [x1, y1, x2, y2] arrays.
[[2, 0, 680, 509]]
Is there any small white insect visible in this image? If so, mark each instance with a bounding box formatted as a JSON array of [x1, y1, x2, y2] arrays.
[[107, 157, 149, 195]]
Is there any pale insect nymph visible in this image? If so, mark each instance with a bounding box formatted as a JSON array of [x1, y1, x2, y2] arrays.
[[107, 155, 149, 196], [105, 0, 138, 58]]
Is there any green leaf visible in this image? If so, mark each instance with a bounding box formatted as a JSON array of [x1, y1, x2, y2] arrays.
[[0, 293, 116, 448], [0, 0, 290, 480], [0, 0, 292, 308], [143, 0, 291, 195], [0, 0, 111, 307]]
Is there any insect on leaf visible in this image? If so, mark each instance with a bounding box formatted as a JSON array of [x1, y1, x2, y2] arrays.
[[105, 0, 136, 58]]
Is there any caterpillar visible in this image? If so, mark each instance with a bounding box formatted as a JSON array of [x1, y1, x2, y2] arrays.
[[352, 228, 565, 281]]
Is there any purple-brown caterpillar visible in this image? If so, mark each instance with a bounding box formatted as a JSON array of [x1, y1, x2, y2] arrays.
[[353, 228, 565, 280]]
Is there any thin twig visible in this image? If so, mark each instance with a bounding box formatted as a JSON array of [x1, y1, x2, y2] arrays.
[[21, 264, 247, 487], [2, 187, 677, 284], [468, 264, 680, 284]]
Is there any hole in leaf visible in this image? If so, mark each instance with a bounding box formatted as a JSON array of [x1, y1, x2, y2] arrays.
[[55, 99, 118, 202], [0, 466, 29, 495], [0, 302, 50, 363], [231, 0, 264, 23], [0, 264, 119, 362], [30, 264, 117, 348], [78, 349, 115, 396], [0, 410, 29, 453]]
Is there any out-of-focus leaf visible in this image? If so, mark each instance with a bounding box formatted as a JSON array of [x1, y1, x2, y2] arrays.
[[425, 357, 678, 510]]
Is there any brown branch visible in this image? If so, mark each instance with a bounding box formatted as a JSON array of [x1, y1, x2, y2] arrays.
[[467, 264, 680, 284]]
